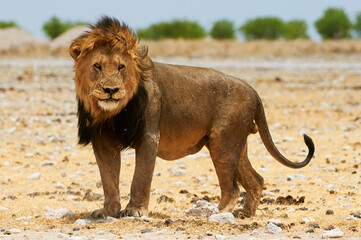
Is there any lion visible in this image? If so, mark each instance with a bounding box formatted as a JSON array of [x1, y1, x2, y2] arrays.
[[69, 16, 315, 219]]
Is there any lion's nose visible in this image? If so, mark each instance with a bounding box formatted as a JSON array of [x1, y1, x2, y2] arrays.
[[103, 87, 119, 95]]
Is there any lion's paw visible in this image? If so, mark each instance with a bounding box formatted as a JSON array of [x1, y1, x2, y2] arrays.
[[119, 207, 147, 218], [232, 208, 253, 219], [90, 207, 121, 219]]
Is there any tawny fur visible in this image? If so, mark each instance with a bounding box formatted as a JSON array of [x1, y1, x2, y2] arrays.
[[70, 16, 314, 219]]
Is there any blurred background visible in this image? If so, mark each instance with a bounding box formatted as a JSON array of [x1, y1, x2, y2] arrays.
[[1, 0, 361, 57]]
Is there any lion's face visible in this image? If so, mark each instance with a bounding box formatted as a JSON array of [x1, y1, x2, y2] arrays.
[[69, 19, 147, 121], [74, 46, 140, 118]]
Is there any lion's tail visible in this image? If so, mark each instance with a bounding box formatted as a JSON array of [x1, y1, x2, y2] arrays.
[[254, 94, 314, 169]]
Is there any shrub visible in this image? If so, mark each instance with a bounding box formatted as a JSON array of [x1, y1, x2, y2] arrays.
[[137, 20, 206, 40], [240, 17, 284, 40], [0, 21, 18, 29], [210, 19, 236, 40], [355, 12, 361, 38], [283, 20, 309, 39], [315, 8, 353, 39], [43, 16, 86, 40]]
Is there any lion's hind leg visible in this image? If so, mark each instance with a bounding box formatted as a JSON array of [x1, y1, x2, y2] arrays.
[[235, 143, 264, 218], [206, 134, 245, 213]]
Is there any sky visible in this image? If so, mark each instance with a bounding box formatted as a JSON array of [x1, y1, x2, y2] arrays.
[[1, 0, 360, 41]]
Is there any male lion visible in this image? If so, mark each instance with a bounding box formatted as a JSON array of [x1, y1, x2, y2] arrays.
[[69, 17, 314, 219]]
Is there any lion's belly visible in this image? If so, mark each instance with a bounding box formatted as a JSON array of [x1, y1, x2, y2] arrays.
[[156, 128, 208, 160]]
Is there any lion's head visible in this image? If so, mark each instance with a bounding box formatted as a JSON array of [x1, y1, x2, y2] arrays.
[[69, 16, 151, 122]]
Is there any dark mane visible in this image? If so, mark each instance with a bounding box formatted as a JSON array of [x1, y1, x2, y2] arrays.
[[77, 82, 148, 150]]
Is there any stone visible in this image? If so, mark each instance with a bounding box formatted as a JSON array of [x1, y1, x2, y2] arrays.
[[209, 213, 237, 225], [264, 222, 282, 234], [322, 229, 344, 238], [215, 234, 226, 240], [44, 206, 74, 219], [141, 228, 151, 234], [326, 210, 334, 215], [74, 219, 91, 225], [170, 167, 186, 176], [184, 200, 219, 217], [27, 172, 41, 180]]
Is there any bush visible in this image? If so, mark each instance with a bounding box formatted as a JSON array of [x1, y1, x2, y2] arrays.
[[0, 21, 18, 29], [210, 19, 236, 40], [137, 20, 206, 40], [43, 16, 86, 40], [315, 8, 353, 39], [240, 17, 284, 40], [283, 20, 309, 40], [355, 12, 361, 38]]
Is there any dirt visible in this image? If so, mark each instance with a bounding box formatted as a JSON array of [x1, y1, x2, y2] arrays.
[[0, 49, 360, 239]]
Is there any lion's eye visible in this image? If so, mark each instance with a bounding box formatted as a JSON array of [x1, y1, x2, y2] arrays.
[[118, 64, 125, 72], [93, 63, 102, 71]]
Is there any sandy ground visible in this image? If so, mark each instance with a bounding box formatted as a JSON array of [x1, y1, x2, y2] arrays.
[[0, 54, 360, 239]]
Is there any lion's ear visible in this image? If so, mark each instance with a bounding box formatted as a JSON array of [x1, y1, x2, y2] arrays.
[[69, 41, 82, 60]]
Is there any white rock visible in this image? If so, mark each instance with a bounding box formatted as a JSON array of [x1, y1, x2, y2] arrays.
[[9, 228, 21, 233], [264, 222, 282, 234], [342, 124, 356, 131], [27, 172, 41, 180], [215, 234, 226, 240], [325, 184, 339, 192], [209, 213, 237, 225], [340, 203, 351, 208], [174, 181, 187, 186], [44, 206, 74, 219], [345, 216, 358, 221], [302, 217, 315, 223], [170, 167, 186, 176], [25, 153, 35, 158], [56, 182, 65, 188], [262, 191, 275, 196], [267, 219, 282, 225], [0, 206, 9, 210], [74, 219, 91, 225], [69, 236, 87, 240], [184, 200, 219, 217], [76, 171, 85, 176], [322, 229, 344, 238]]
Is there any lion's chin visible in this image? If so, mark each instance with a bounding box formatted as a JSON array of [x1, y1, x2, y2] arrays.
[[97, 100, 119, 111]]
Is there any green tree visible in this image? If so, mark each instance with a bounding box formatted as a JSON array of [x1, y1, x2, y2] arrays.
[[355, 12, 361, 38], [137, 20, 206, 40], [210, 19, 236, 40], [0, 21, 18, 29], [240, 17, 284, 40], [43, 16, 86, 40], [283, 20, 309, 39], [315, 8, 353, 39]]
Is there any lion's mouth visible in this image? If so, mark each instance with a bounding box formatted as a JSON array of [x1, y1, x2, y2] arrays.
[[97, 98, 120, 111]]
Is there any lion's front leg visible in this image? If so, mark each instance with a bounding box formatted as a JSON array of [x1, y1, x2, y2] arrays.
[[91, 137, 121, 219], [119, 133, 158, 217]]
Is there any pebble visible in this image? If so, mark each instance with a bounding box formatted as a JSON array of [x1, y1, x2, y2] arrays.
[[306, 229, 314, 233], [215, 234, 226, 240], [322, 229, 344, 238], [264, 222, 282, 234], [55, 182, 65, 188], [27, 172, 41, 180], [184, 200, 219, 217], [176, 227, 184, 231], [9, 228, 21, 233], [209, 212, 237, 225], [141, 228, 152, 234], [326, 210, 334, 215], [44, 206, 74, 219], [170, 167, 186, 176], [74, 219, 91, 225], [301, 217, 315, 223], [174, 181, 187, 186]]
